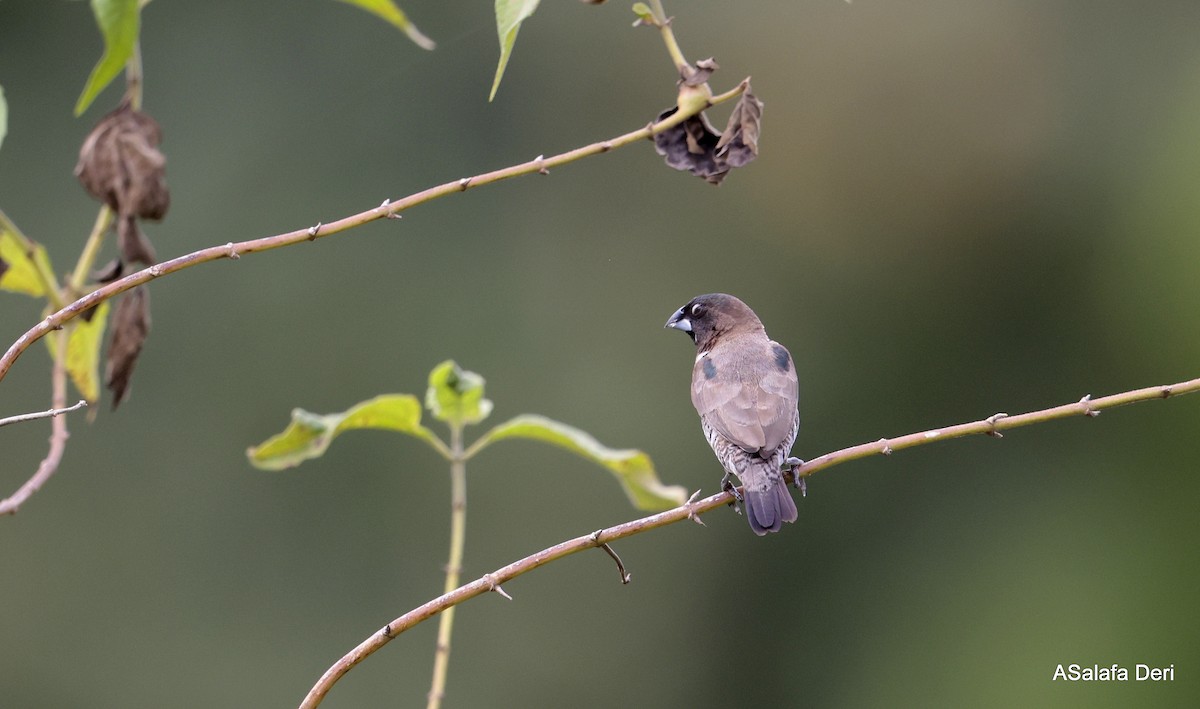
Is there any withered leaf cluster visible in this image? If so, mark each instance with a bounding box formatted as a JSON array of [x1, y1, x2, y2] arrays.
[[105, 286, 151, 409], [76, 101, 169, 409], [653, 83, 764, 186], [75, 101, 170, 267]]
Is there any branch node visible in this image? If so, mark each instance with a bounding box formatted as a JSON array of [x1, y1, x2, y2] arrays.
[[147, 264, 163, 277], [458, 177, 471, 190], [307, 222, 322, 239], [1161, 385, 1173, 398], [225, 242, 240, 260], [380, 624, 393, 638], [878, 438, 893, 456], [534, 154, 549, 175], [1079, 394, 1101, 417], [483, 573, 513, 600], [592, 531, 631, 585], [379, 198, 403, 219], [600, 141, 614, 153], [985, 412, 1008, 438]]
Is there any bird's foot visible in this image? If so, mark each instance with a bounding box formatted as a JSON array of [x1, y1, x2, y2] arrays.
[[720, 472, 744, 501], [720, 472, 744, 514], [783, 457, 807, 496]]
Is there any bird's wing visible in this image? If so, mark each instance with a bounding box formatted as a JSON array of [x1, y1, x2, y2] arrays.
[[692, 372, 766, 451], [756, 342, 799, 451], [691, 341, 798, 453]]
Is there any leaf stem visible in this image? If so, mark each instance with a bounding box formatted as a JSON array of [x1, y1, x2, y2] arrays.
[[427, 423, 467, 709], [649, 0, 688, 73], [125, 41, 144, 110], [69, 206, 114, 294]]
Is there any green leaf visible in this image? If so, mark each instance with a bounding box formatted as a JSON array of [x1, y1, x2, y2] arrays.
[[247, 394, 446, 470], [0, 214, 55, 298], [75, 0, 140, 116], [631, 2, 655, 25], [470, 414, 688, 511], [425, 360, 493, 427], [489, 0, 541, 101], [46, 301, 110, 404], [335, 0, 435, 50], [0, 84, 7, 155]]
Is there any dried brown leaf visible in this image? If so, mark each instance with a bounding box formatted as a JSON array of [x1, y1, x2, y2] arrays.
[[117, 214, 157, 265], [652, 107, 730, 185], [76, 102, 170, 265], [105, 286, 151, 409], [91, 258, 125, 284], [652, 84, 764, 185], [682, 57, 719, 87], [715, 87, 764, 168]]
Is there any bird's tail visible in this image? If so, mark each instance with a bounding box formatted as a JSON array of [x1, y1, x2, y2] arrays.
[[743, 477, 799, 536]]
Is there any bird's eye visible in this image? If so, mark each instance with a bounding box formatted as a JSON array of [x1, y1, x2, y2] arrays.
[[689, 303, 705, 318]]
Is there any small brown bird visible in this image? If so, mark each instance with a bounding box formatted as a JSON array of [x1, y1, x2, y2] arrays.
[[666, 293, 801, 535]]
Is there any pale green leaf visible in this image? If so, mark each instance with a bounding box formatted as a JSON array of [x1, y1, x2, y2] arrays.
[[0, 214, 55, 298], [247, 394, 446, 470], [471, 414, 687, 511], [0, 84, 7, 155], [75, 0, 140, 116], [425, 360, 493, 427], [489, 0, 541, 101], [631, 2, 654, 24], [46, 301, 110, 404], [335, 0, 435, 50]]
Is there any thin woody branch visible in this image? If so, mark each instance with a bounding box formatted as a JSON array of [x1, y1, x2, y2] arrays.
[[0, 332, 74, 515], [0, 399, 87, 429], [299, 373, 1199, 708], [0, 85, 748, 391]]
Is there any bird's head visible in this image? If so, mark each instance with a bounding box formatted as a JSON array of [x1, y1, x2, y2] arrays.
[[665, 293, 765, 351]]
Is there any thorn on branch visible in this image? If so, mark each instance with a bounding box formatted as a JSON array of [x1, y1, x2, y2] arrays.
[[878, 438, 893, 455], [1079, 394, 1101, 417], [534, 155, 548, 175], [381, 624, 393, 638], [225, 242, 240, 260], [985, 413, 1008, 438], [307, 222, 322, 240], [592, 531, 631, 585], [483, 573, 512, 601], [685, 489, 707, 526], [458, 178, 471, 191], [1161, 385, 1174, 398]]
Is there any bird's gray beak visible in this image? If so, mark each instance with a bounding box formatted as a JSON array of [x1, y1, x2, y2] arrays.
[[665, 308, 692, 332]]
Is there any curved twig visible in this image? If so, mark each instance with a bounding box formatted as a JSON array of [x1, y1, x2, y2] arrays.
[[0, 84, 748, 391], [0, 331, 74, 515], [299, 374, 1199, 707]]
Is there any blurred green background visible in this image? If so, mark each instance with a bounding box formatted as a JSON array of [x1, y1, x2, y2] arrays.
[[2, 1, 1199, 706]]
